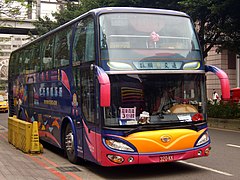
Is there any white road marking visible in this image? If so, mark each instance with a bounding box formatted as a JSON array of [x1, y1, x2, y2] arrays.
[[179, 161, 233, 177], [226, 144, 240, 149]]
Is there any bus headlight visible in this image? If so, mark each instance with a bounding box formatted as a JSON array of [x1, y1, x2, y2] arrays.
[[183, 62, 200, 70], [105, 139, 134, 152], [107, 62, 133, 70], [196, 131, 210, 146]]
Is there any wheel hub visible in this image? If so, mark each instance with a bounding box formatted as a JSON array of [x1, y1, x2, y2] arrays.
[[65, 132, 74, 153]]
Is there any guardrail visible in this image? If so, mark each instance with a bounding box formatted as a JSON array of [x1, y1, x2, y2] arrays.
[[8, 116, 43, 153]]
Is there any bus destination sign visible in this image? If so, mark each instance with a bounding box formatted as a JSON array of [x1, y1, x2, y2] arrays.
[[133, 61, 182, 70]]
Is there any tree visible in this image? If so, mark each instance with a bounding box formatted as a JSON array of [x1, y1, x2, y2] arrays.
[[34, 0, 240, 58], [179, 0, 240, 58], [33, 0, 112, 35], [0, 0, 27, 20], [0, 0, 30, 33], [33, 0, 180, 35]]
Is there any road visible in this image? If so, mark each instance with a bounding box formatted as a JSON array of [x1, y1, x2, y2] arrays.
[[0, 112, 239, 179]]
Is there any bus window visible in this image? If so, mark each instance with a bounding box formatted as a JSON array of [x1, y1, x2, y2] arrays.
[[9, 53, 17, 77], [104, 74, 204, 126], [85, 19, 95, 61], [54, 26, 71, 68], [73, 16, 95, 64], [25, 46, 38, 74], [18, 52, 24, 75], [32, 43, 41, 72], [81, 69, 95, 123], [23, 49, 31, 74], [42, 36, 54, 71], [100, 13, 200, 62]]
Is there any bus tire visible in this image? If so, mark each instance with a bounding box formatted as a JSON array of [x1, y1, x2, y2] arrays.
[[64, 123, 78, 164]]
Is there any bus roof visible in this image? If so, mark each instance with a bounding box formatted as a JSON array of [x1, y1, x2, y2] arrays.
[[90, 7, 189, 17], [11, 7, 189, 54]]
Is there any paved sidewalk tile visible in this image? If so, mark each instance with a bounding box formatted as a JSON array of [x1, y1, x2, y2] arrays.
[[0, 125, 59, 180]]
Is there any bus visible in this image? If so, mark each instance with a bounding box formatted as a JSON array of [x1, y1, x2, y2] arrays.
[[8, 7, 229, 166]]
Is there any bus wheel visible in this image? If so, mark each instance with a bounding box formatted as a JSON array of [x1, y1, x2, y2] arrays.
[[64, 123, 78, 164]]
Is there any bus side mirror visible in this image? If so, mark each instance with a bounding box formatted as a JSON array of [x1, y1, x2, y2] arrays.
[[91, 65, 111, 107], [99, 82, 110, 107]]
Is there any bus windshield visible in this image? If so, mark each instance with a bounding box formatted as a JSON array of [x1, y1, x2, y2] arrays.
[[104, 74, 205, 127], [99, 13, 200, 63]]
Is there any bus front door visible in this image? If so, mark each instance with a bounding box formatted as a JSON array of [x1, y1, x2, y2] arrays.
[[80, 65, 97, 162]]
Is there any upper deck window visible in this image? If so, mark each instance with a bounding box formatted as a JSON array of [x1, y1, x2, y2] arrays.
[[99, 13, 201, 65], [100, 13, 199, 50]]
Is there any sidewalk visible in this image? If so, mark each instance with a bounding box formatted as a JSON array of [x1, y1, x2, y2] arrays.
[[0, 125, 59, 180], [207, 117, 240, 131]]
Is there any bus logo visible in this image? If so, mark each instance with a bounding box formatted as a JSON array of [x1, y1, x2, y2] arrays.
[[160, 135, 171, 143]]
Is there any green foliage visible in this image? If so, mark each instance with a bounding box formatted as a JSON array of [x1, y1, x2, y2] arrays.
[[33, 0, 180, 36], [33, 0, 240, 56], [33, 2, 83, 35], [33, 16, 58, 36], [179, 0, 240, 57], [52, 2, 85, 25], [0, 0, 26, 18], [207, 101, 240, 119]]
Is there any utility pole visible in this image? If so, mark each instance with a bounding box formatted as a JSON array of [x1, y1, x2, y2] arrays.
[[36, 0, 41, 19], [237, 54, 240, 88], [27, 0, 33, 19]]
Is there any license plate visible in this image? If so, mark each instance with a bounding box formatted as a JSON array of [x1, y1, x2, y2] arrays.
[[159, 155, 174, 162]]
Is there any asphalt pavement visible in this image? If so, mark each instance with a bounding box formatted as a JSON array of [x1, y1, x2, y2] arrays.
[[0, 113, 240, 180]]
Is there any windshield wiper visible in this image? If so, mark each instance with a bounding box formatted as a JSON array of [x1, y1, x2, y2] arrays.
[[177, 120, 199, 131], [123, 123, 166, 136], [123, 125, 145, 137]]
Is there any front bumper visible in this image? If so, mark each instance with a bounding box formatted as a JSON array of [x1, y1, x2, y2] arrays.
[[101, 143, 211, 166], [138, 144, 211, 164]]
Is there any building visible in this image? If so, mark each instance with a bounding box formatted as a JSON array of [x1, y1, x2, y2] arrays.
[[206, 48, 240, 99], [0, 0, 63, 91]]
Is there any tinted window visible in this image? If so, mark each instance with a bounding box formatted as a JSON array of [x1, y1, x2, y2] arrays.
[[42, 36, 54, 71], [73, 17, 95, 64], [54, 26, 72, 68]]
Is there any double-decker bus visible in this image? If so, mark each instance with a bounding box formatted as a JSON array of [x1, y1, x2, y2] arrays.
[[8, 7, 229, 166]]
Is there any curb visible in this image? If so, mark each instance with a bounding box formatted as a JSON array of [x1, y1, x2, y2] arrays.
[[207, 118, 240, 131]]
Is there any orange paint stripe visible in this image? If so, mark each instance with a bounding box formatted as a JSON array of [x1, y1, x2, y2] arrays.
[[27, 155, 67, 180], [39, 154, 83, 180], [39, 154, 58, 167]]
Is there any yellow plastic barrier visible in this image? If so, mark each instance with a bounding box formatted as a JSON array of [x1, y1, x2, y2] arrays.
[[17, 120, 32, 153], [8, 116, 43, 154], [8, 117, 21, 146]]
